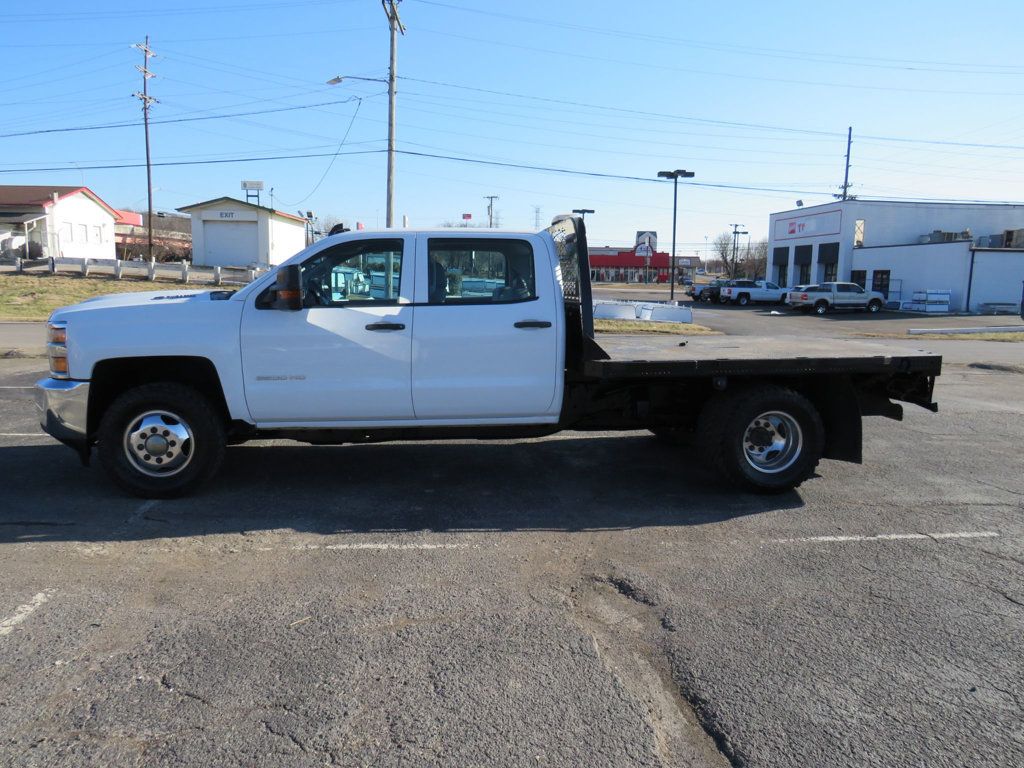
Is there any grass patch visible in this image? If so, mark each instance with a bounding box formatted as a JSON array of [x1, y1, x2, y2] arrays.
[[855, 331, 1024, 342], [594, 318, 719, 335], [0, 273, 188, 321]]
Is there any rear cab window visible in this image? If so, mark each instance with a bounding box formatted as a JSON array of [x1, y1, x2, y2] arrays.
[[425, 238, 537, 305]]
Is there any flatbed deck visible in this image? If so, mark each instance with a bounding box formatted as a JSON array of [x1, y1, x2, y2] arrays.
[[587, 334, 943, 379]]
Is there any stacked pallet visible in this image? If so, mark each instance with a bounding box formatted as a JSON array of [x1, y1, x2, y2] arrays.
[[902, 289, 951, 313]]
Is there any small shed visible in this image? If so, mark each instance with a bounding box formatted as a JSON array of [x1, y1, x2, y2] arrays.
[[177, 197, 307, 268]]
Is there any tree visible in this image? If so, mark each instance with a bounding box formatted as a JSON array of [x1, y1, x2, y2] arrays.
[[740, 238, 768, 279], [712, 232, 736, 277]]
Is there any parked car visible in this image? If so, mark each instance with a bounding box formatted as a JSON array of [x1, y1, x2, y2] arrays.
[[784, 284, 813, 305], [692, 278, 727, 302], [788, 282, 886, 315], [720, 279, 789, 306]]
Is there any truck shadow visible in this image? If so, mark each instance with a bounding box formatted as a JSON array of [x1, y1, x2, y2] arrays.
[[0, 435, 806, 543]]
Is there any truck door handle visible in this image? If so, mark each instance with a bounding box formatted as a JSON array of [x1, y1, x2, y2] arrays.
[[365, 322, 406, 331], [514, 320, 552, 329]]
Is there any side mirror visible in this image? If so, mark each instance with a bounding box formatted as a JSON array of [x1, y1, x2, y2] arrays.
[[272, 265, 303, 310]]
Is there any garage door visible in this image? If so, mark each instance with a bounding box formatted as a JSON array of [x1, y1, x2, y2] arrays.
[[203, 220, 259, 267]]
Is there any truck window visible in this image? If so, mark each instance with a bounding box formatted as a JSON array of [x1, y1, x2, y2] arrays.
[[426, 238, 536, 305], [301, 238, 404, 306]]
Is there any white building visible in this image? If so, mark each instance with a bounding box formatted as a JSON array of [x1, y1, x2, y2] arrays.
[[767, 200, 1024, 312], [0, 185, 118, 260], [177, 197, 307, 268]]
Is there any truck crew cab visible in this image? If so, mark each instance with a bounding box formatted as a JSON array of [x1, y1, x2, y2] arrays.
[[37, 218, 940, 498]]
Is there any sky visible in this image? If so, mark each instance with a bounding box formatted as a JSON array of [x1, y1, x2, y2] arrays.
[[3, 0, 1024, 258]]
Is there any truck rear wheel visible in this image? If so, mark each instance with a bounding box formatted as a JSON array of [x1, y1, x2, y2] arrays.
[[867, 299, 883, 313], [97, 382, 225, 498], [697, 385, 823, 493]]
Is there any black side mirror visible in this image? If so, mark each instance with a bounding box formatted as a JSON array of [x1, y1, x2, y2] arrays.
[[272, 265, 303, 310]]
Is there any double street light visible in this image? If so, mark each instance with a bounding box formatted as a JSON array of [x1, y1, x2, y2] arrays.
[[657, 169, 695, 301], [572, 208, 595, 220]]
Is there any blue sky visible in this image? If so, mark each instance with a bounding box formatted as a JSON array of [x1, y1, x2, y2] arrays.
[[2, 0, 1023, 255]]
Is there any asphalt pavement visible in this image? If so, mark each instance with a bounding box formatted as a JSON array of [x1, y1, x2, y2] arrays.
[[0, 330, 1022, 766]]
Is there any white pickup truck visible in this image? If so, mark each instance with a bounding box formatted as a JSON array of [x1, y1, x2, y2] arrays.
[[720, 279, 789, 306], [788, 282, 886, 315], [36, 218, 941, 498]]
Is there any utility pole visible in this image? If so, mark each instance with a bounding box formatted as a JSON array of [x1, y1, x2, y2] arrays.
[[382, 0, 405, 228], [133, 36, 157, 260], [730, 223, 748, 278], [533, 205, 541, 229], [485, 195, 499, 227], [838, 125, 853, 201]]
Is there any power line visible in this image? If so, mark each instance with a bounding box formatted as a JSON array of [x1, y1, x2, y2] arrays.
[[409, 0, 1024, 75], [0, 97, 367, 138], [274, 98, 363, 207], [2, 147, 1023, 206]]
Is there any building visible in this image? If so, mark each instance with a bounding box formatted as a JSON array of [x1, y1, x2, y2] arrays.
[[589, 245, 701, 283], [177, 197, 307, 268], [0, 185, 118, 260], [767, 200, 1024, 312]]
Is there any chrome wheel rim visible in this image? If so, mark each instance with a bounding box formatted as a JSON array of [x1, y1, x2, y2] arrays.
[[123, 410, 194, 478], [742, 411, 803, 474]]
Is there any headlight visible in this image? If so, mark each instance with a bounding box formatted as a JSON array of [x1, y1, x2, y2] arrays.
[[47, 321, 68, 378]]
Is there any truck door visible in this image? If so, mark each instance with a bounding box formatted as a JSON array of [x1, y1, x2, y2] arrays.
[[239, 236, 415, 423], [411, 235, 560, 420]]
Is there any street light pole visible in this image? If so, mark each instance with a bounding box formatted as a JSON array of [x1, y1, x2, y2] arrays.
[[657, 169, 695, 302], [572, 208, 594, 221]]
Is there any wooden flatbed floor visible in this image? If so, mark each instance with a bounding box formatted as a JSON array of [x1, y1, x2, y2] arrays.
[[587, 334, 943, 379]]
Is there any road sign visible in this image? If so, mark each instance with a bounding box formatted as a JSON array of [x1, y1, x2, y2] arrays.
[[635, 230, 657, 251]]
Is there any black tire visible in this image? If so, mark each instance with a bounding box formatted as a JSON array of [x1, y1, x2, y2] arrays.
[[737, 294, 750, 306], [696, 385, 824, 493], [649, 427, 692, 446], [867, 299, 883, 313], [97, 382, 225, 498], [814, 300, 829, 316]]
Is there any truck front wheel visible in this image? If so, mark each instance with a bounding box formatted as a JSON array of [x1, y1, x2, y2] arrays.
[[814, 300, 829, 315], [97, 382, 225, 498], [697, 385, 824, 493]]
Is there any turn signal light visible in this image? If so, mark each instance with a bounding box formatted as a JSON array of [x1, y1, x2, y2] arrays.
[[48, 326, 66, 344], [50, 355, 68, 374]]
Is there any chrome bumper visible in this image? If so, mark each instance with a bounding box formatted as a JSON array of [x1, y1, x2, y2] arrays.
[[35, 378, 90, 442]]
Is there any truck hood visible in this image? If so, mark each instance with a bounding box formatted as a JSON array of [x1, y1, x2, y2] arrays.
[[50, 289, 235, 320]]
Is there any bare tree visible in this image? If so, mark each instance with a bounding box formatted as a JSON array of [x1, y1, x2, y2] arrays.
[[741, 238, 769, 279], [712, 232, 736, 277]]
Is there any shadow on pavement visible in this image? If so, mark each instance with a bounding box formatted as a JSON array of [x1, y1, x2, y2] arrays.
[[0, 434, 805, 542]]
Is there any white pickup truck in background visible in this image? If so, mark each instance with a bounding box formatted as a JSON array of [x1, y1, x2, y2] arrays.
[[788, 282, 886, 315], [720, 279, 789, 306], [36, 218, 940, 498]]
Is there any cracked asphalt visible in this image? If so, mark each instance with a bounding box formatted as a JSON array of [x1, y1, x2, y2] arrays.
[[0, 322, 1022, 767]]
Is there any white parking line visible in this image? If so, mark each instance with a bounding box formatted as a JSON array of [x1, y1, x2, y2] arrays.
[[0, 589, 55, 637], [772, 531, 999, 544], [0, 386, 35, 389], [290, 542, 472, 551], [0, 433, 48, 437]]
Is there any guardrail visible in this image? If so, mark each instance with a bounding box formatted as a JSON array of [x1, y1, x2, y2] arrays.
[[1, 256, 268, 286]]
